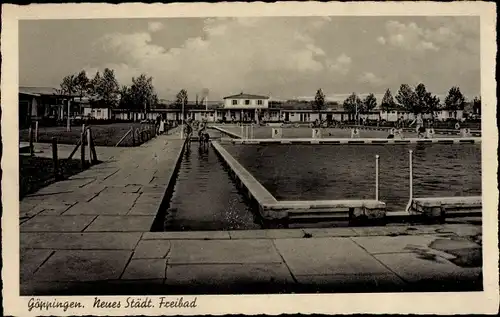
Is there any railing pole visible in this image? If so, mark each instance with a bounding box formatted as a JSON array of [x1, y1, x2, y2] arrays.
[[28, 124, 34, 157], [35, 120, 39, 142], [52, 137, 60, 180], [375, 154, 379, 201], [409, 150, 413, 200], [405, 149, 414, 213], [80, 124, 86, 169], [87, 127, 92, 164], [241, 124, 244, 138]]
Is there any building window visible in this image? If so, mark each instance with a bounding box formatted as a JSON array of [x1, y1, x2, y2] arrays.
[[97, 109, 102, 115], [232, 100, 238, 105], [257, 100, 263, 105], [245, 100, 250, 105]]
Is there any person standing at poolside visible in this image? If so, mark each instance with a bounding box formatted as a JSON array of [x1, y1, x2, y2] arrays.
[[409, 113, 424, 138]]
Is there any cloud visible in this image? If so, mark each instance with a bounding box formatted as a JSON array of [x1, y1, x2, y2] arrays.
[[358, 72, 384, 86], [91, 17, 338, 98], [381, 20, 439, 52], [148, 22, 164, 32], [377, 36, 386, 45], [326, 53, 351, 75]]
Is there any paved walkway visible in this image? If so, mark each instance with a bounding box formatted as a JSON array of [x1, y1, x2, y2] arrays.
[[19, 133, 482, 295]]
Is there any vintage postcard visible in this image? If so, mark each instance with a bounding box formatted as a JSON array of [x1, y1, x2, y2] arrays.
[[1, 1, 498, 315]]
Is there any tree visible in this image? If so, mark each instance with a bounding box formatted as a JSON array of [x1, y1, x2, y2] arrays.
[[74, 70, 90, 114], [395, 84, 419, 114], [444, 86, 465, 110], [58, 74, 77, 96], [74, 71, 89, 101], [57, 75, 77, 120], [176, 89, 188, 119], [98, 68, 120, 108], [88, 71, 102, 101], [343, 92, 363, 121], [129, 74, 158, 113], [380, 88, 396, 112], [415, 83, 440, 119], [363, 93, 377, 112], [313, 89, 325, 111]]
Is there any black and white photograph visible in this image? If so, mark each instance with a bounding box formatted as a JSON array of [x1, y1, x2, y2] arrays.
[[1, 2, 498, 315]]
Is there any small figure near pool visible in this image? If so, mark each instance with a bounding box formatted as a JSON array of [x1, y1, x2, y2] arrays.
[[409, 114, 425, 138]]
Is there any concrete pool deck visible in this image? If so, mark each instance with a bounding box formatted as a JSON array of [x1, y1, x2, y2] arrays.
[[19, 132, 483, 295], [228, 137, 481, 145]]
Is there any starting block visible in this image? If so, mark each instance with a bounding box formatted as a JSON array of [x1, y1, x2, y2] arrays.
[[272, 128, 283, 139], [351, 128, 360, 138], [312, 128, 322, 138], [460, 128, 471, 137]]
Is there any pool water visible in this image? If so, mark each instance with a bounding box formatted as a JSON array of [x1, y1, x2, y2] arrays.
[[161, 136, 260, 231], [224, 143, 481, 212]]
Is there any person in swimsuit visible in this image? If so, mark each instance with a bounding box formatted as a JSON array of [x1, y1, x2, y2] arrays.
[[184, 119, 193, 146], [409, 114, 424, 138]]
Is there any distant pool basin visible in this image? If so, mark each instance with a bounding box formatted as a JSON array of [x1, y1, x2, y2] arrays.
[[223, 143, 481, 212]]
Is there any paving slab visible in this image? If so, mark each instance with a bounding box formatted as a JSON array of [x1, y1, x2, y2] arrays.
[[294, 273, 406, 290], [36, 202, 78, 216], [64, 201, 132, 216], [84, 215, 154, 232], [32, 250, 132, 282], [21, 215, 96, 232], [133, 240, 171, 259], [101, 185, 143, 194], [229, 229, 305, 239], [143, 231, 231, 240], [374, 252, 482, 283], [302, 228, 358, 238], [21, 249, 54, 281], [168, 239, 283, 264], [127, 204, 159, 215], [121, 259, 167, 280], [351, 235, 440, 254], [140, 186, 167, 195], [21, 232, 142, 250], [274, 237, 391, 276], [165, 263, 294, 286], [437, 224, 482, 237]]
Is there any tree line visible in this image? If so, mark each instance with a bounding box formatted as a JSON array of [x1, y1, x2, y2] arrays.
[[313, 84, 481, 116], [58, 68, 159, 113]]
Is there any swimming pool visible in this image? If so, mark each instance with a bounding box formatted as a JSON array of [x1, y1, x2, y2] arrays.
[[224, 143, 481, 212]]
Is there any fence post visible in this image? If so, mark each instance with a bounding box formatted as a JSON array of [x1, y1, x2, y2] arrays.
[[29, 124, 34, 156], [35, 121, 39, 142], [81, 124, 86, 169], [52, 137, 61, 180], [86, 127, 92, 164], [375, 155, 379, 201]]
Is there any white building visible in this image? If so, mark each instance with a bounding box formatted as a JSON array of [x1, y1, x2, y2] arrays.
[[83, 106, 112, 120], [221, 93, 270, 122]]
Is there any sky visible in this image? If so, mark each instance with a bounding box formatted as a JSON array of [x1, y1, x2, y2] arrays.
[[19, 16, 480, 101]]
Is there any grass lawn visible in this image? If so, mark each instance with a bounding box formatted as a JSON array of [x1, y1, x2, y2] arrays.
[[19, 122, 156, 147], [19, 155, 86, 199]]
